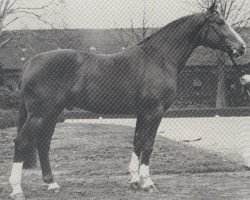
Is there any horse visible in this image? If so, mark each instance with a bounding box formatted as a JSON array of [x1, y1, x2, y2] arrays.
[[9, 2, 246, 199]]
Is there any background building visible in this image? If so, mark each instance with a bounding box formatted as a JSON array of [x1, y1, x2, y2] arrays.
[[0, 27, 250, 108]]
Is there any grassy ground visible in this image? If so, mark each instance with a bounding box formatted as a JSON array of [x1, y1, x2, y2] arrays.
[[1, 123, 250, 199]]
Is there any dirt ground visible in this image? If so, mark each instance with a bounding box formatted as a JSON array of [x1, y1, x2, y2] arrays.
[[1, 123, 250, 200]]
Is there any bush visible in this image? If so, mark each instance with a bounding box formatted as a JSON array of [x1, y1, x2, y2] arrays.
[[0, 87, 20, 109], [0, 109, 18, 129]]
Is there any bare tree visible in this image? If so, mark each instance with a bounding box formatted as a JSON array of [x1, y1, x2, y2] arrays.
[[111, 27, 131, 50], [189, 0, 250, 30], [14, 29, 83, 60], [0, 0, 63, 48], [188, 0, 250, 108], [111, 0, 154, 50], [0, 0, 66, 91]]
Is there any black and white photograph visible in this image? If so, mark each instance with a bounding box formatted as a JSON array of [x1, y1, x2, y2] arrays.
[[1, 0, 250, 199]]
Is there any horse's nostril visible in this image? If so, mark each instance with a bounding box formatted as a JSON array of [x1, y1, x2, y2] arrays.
[[240, 46, 246, 55], [225, 44, 232, 51]]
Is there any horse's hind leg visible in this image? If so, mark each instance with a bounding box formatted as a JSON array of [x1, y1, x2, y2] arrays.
[[9, 114, 45, 199], [32, 102, 64, 193], [36, 118, 60, 192], [9, 106, 63, 199]]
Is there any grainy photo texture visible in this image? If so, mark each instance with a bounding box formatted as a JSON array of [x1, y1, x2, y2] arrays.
[[1, 0, 250, 199]]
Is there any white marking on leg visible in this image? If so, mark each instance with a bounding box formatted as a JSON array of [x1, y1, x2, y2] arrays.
[[129, 152, 140, 183], [139, 164, 154, 188], [9, 162, 23, 198], [48, 182, 60, 191]]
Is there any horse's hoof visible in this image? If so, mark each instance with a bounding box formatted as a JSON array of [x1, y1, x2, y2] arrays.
[[243, 165, 250, 171], [49, 188, 60, 193], [143, 185, 158, 193], [130, 182, 141, 191], [10, 193, 25, 200], [48, 182, 60, 193]]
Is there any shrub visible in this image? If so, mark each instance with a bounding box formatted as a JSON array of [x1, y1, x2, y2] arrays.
[[0, 109, 18, 129], [0, 87, 20, 109], [0, 110, 64, 130]]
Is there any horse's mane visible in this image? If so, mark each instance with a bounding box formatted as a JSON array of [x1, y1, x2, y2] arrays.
[[137, 13, 203, 46]]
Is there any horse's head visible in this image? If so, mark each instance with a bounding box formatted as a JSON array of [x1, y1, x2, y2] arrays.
[[199, 1, 246, 59]]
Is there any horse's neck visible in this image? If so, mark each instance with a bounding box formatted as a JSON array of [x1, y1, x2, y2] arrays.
[[142, 14, 204, 73]]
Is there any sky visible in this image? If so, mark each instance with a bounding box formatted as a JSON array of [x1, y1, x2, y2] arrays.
[[6, 0, 198, 30]]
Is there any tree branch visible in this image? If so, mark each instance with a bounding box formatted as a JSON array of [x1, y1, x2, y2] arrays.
[[2, 16, 19, 28], [12, 0, 56, 11], [232, 16, 250, 27], [225, 0, 235, 20], [0, 36, 12, 47]]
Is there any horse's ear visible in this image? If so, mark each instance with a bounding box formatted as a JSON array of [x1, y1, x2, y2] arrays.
[[208, 0, 217, 12]]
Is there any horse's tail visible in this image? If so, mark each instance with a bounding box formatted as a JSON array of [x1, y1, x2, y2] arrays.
[[18, 91, 37, 169]]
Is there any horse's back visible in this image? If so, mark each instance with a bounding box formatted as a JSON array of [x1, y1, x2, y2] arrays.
[[22, 49, 132, 84]]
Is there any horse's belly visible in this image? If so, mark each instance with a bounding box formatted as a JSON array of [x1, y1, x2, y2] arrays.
[[74, 92, 137, 114]]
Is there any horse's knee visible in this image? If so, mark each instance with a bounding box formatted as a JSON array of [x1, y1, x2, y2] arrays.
[[28, 116, 44, 130]]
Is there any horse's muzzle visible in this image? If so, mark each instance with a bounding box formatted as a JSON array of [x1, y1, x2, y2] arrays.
[[226, 44, 246, 58]]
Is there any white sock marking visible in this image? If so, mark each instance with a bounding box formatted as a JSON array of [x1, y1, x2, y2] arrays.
[[139, 164, 154, 188], [129, 152, 140, 183], [48, 182, 60, 191], [9, 162, 23, 197]]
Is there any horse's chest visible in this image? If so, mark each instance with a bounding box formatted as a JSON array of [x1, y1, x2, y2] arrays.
[[139, 73, 177, 110], [142, 70, 177, 95]]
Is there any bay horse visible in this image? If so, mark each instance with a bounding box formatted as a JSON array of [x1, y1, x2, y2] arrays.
[[9, 3, 246, 199]]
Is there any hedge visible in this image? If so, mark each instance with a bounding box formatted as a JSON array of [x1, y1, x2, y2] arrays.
[[0, 86, 65, 129], [0, 87, 20, 109], [0, 110, 65, 129], [0, 109, 18, 129]]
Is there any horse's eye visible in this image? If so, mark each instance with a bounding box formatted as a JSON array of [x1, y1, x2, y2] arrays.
[[217, 20, 225, 26]]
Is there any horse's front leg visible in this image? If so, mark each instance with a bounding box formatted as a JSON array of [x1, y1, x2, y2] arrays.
[[36, 121, 60, 193], [129, 105, 164, 192], [129, 116, 145, 190], [139, 105, 164, 192]]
